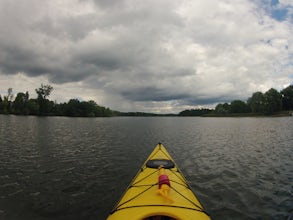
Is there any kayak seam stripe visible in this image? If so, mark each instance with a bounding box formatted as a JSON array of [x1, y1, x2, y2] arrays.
[[169, 169, 188, 186], [111, 204, 209, 216], [171, 185, 204, 212], [132, 169, 158, 185], [169, 179, 188, 188], [112, 184, 157, 213], [149, 146, 173, 161]]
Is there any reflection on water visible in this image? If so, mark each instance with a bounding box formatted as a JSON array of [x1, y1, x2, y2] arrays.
[[0, 115, 292, 220]]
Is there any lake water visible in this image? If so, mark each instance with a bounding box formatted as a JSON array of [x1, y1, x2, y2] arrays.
[[0, 115, 292, 220]]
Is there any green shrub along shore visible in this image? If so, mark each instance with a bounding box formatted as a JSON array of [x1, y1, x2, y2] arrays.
[[179, 86, 293, 117], [1, 84, 293, 117], [200, 111, 293, 117], [0, 84, 114, 117]]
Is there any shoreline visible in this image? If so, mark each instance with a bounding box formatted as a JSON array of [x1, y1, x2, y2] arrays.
[[201, 111, 293, 117], [1, 111, 293, 118]]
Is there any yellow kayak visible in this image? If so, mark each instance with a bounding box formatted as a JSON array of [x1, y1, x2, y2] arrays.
[[106, 143, 211, 220]]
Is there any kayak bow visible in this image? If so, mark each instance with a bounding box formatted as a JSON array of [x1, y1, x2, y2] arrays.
[[106, 143, 210, 220]]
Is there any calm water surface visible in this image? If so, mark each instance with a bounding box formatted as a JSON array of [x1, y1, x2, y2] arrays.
[[0, 115, 292, 220]]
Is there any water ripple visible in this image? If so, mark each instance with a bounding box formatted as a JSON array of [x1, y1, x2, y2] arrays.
[[0, 116, 292, 219]]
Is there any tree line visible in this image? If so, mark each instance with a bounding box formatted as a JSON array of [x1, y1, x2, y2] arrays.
[[0, 84, 114, 117], [179, 85, 293, 116], [179, 108, 213, 116], [215, 85, 293, 115], [1, 84, 293, 117]]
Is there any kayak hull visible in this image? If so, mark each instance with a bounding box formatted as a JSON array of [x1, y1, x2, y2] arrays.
[[106, 143, 210, 220]]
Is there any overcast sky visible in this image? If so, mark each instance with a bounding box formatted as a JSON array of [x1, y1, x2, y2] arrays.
[[0, 0, 292, 113]]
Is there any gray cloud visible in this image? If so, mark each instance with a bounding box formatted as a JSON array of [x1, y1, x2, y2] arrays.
[[120, 86, 189, 102], [0, 0, 292, 113]]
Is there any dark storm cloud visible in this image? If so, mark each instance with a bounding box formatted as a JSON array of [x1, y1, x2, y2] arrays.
[[182, 96, 235, 106], [0, 0, 182, 82], [31, 14, 98, 41], [121, 86, 189, 102], [0, 44, 51, 76]]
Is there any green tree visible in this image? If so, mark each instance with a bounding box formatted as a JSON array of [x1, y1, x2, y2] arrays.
[[7, 88, 14, 113], [52, 102, 66, 116], [264, 88, 282, 114], [281, 85, 293, 110], [27, 99, 39, 115], [14, 92, 29, 115], [7, 88, 13, 102], [65, 99, 81, 116], [83, 100, 99, 117], [1, 85, 114, 117], [230, 100, 249, 113], [247, 92, 266, 113], [0, 95, 5, 114], [179, 109, 212, 116], [35, 84, 53, 100], [62, 99, 114, 117], [0, 95, 9, 114], [35, 84, 53, 115], [215, 103, 230, 114]]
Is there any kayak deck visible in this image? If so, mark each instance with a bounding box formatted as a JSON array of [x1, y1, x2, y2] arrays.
[[107, 143, 210, 220]]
